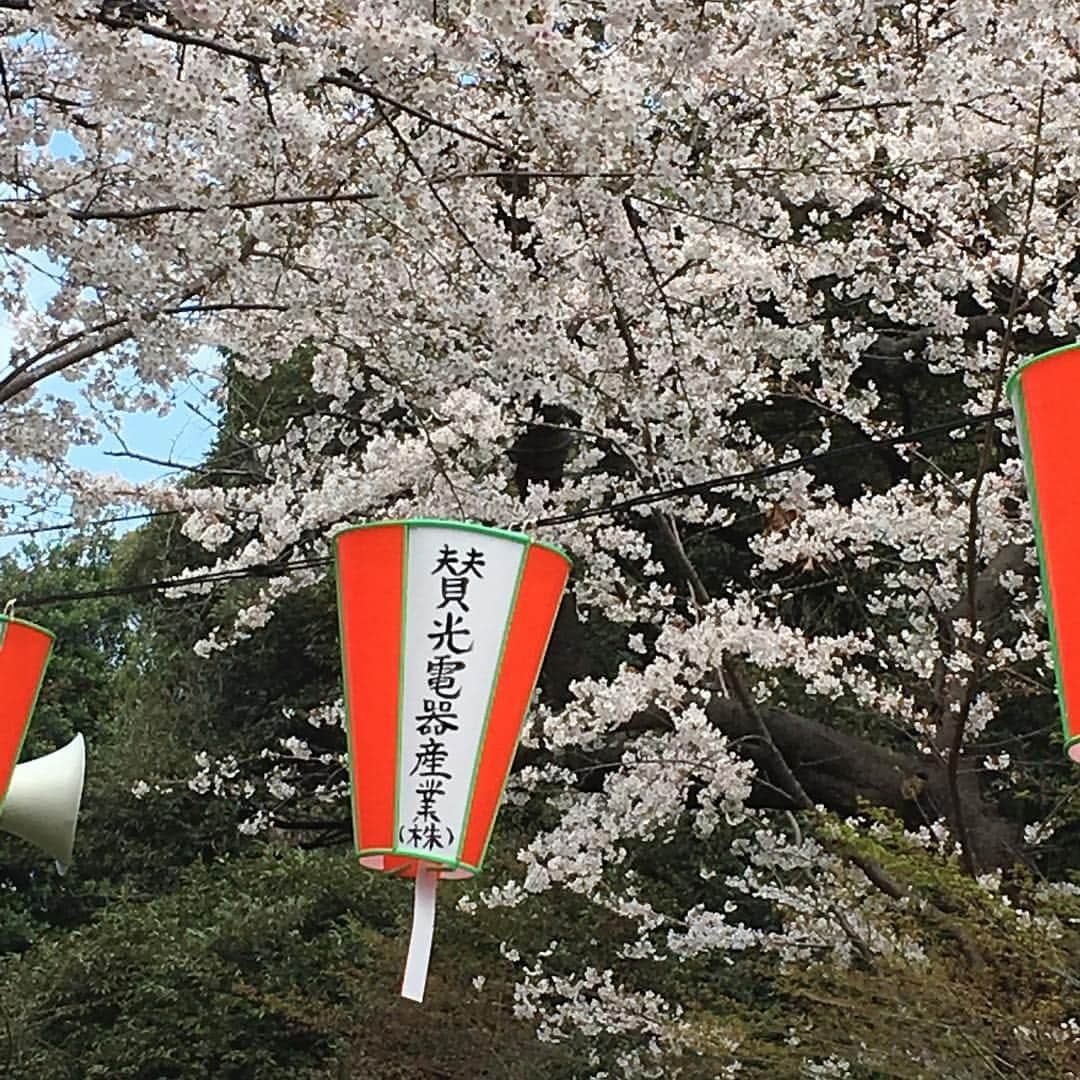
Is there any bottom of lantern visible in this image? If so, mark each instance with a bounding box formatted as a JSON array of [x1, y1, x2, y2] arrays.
[[357, 850, 478, 879], [1065, 735, 1080, 764]]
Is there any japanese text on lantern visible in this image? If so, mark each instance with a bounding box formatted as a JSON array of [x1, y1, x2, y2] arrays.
[[400, 543, 486, 854]]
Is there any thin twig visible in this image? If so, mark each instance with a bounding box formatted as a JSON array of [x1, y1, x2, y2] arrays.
[[373, 100, 494, 273], [622, 195, 679, 349], [324, 72, 509, 155]]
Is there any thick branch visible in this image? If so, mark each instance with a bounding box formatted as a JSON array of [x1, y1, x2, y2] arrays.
[[0, 322, 130, 404], [96, 12, 266, 65], [708, 697, 1028, 871]]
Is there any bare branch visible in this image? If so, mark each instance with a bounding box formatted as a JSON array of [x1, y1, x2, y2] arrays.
[[166, 301, 288, 315], [75, 190, 378, 221], [436, 169, 636, 184], [102, 447, 258, 480]]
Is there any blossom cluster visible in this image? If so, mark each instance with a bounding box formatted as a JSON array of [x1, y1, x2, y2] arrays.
[[2, 0, 1078, 1070]]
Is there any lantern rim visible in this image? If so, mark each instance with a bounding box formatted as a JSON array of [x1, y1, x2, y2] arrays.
[[332, 517, 571, 567], [1006, 341, 1080, 403], [0, 613, 56, 643], [356, 846, 481, 878]]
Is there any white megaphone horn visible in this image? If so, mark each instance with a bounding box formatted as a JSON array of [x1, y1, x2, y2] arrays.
[[0, 733, 85, 874]]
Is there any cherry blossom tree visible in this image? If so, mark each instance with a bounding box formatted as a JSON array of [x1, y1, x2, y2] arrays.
[[3, 0, 1080, 1073]]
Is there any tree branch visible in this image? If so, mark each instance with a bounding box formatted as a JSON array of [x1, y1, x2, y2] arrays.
[[0, 190, 377, 222], [71, 190, 378, 221], [371, 99, 494, 273], [323, 72, 510, 155], [948, 83, 1046, 874], [48, 8, 510, 157], [0, 238, 255, 406], [96, 12, 266, 65]]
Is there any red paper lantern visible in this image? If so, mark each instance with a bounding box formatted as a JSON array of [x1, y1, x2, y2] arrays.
[[0, 614, 54, 802], [1010, 343, 1080, 760], [334, 519, 570, 1000]]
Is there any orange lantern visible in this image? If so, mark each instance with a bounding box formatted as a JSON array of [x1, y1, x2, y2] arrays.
[[0, 612, 84, 873], [1010, 343, 1080, 760], [334, 519, 570, 1001], [0, 614, 54, 800]]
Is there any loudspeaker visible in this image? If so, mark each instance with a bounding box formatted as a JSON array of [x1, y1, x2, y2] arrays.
[[0, 734, 85, 873]]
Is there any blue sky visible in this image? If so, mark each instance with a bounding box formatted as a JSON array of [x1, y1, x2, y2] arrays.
[[0, 128, 222, 555], [0, 352, 221, 556], [0, 292, 220, 555]]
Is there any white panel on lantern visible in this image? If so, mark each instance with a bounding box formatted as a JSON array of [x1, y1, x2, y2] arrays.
[[395, 526, 525, 862]]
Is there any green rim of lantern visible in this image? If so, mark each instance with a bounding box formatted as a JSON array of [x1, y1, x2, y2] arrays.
[[333, 518, 571, 873], [331, 517, 571, 565], [1005, 340, 1080, 401], [0, 612, 56, 643], [352, 847, 482, 877], [0, 613, 55, 808], [1009, 353, 1075, 757]]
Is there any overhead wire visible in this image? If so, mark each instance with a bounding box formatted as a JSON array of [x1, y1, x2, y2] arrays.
[[11, 405, 1014, 609], [0, 509, 177, 540], [531, 406, 1014, 526]]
